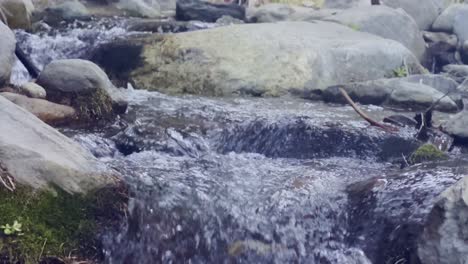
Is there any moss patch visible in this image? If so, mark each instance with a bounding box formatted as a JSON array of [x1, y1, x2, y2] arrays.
[[409, 144, 447, 164], [74, 88, 114, 122], [0, 184, 127, 264]]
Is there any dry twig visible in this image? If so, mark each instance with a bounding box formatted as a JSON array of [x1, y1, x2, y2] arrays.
[[339, 87, 398, 133]]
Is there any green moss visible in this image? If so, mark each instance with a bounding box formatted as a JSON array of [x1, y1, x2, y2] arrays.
[[409, 144, 447, 164], [74, 88, 114, 122], [0, 184, 127, 264]]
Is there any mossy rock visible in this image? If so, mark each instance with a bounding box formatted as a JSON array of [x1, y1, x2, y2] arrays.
[[409, 144, 447, 164], [0, 183, 128, 264]]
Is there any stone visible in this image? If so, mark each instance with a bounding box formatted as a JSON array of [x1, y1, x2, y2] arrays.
[[418, 174, 468, 264], [322, 5, 426, 60], [321, 78, 459, 112], [453, 8, 468, 43], [402, 74, 462, 107], [0, 0, 34, 30], [116, 0, 175, 18], [249, 5, 426, 61], [37, 59, 127, 121], [127, 21, 423, 96], [176, 0, 245, 22], [246, 4, 337, 23], [432, 4, 468, 32], [1, 92, 76, 125], [382, 0, 446, 30], [0, 21, 15, 87], [43, 0, 91, 26], [423, 31, 458, 71], [20, 82, 46, 99], [323, 0, 370, 8], [442, 64, 468, 83], [0, 95, 117, 193], [441, 109, 468, 140]]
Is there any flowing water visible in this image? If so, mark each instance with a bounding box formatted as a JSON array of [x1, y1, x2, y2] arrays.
[[11, 18, 468, 264]]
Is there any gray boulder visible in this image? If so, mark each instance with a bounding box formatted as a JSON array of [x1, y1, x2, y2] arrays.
[[418, 174, 468, 264], [127, 21, 423, 96], [0, 0, 34, 29], [432, 4, 468, 32], [0, 95, 117, 193], [382, 0, 446, 30], [403, 74, 462, 106], [37, 59, 127, 120], [323, 0, 370, 8], [323, 5, 426, 60], [321, 78, 459, 112], [454, 10, 468, 43], [0, 21, 15, 87]]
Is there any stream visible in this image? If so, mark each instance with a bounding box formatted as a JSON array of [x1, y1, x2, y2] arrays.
[[11, 18, 468, 264]]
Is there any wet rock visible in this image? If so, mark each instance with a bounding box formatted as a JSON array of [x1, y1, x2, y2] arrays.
[[383, 115, 417, 128], [42, 0, 91, 26], [127, 21, 423, 96], [432, 4, 468, 32], [441, 109, 468, 142], [322, 79, 459, 113], [0, 95, 117, 193], [126, 18, 191, 32], [19, 82, 46, 99], [381, 0, 445, 30], [0, 0, 34, 30], [176, 0, 245, 22], [418, 175, 468, 264], [37, 59, 127, 121], [322, 5, 426, 60], [0, 21, 15, 87], [0, 92, 76, 125], [442, 64, 468, 83]]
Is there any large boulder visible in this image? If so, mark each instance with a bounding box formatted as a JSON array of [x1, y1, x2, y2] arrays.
[[0, 21, 15, 87], [323, 0, 370, 8], [321, 78, 459, 112], [0, 0, 34, 29], [418, 175, 468, 264], [248, 5, 426, 60], [382, 0, 446, 30], [36, 59, 127, 121], [0, 95, 116, 193], [1, 92, 76, 125], [322, 5, 426, 60], [126, 21, 423, 96], [432, 4, 468, 32], [453, 8, 468, 43], [176, 0, 245, 22]]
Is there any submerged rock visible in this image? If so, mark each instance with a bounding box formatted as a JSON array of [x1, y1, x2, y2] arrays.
[[0, 95, 117, 193], [418, 174, 468, 264], [37, 59, 127, 121], [1, 92, 76, 125], [126, 21, 422, 96], [0, 21, 15, 87]]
